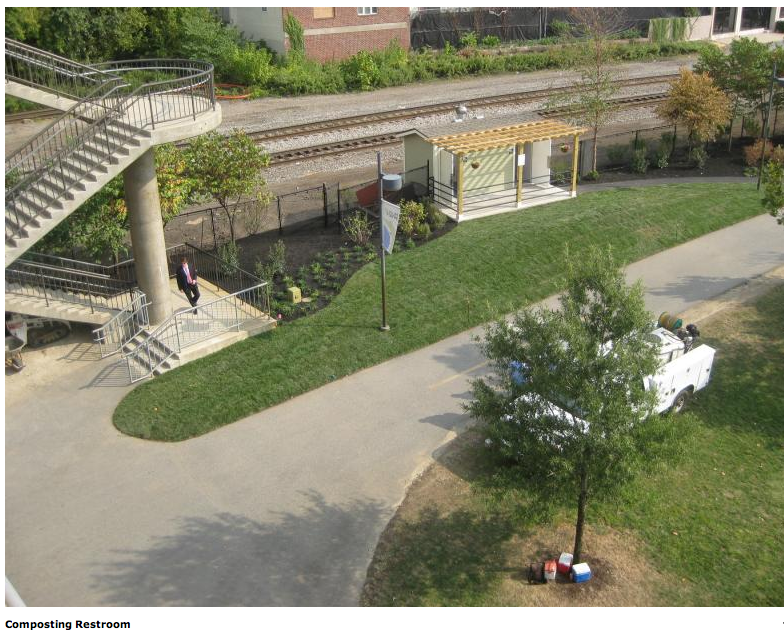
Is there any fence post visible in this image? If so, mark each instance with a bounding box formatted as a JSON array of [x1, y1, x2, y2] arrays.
[[671, 125, 677, 159], [210, 209, 217, 251], [337, 183, 342, 232], [634, 129, 639, 148], [277, 197, 283, 234], [322, 183, 328, 227], [740, 116, 745, 139], [426, 159, 430, 191]]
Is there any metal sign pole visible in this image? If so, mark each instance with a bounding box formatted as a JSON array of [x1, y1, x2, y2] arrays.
[[378, 152, 390, 331]]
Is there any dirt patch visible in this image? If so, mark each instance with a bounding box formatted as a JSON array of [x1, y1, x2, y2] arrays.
[[362, 428, 667, 606]]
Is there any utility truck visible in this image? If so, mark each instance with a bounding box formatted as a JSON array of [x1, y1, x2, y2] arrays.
[[505, 314, 715, 432]]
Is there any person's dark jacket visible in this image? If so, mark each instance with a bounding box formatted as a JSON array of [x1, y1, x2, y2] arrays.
[[175, 264, 197, 291]]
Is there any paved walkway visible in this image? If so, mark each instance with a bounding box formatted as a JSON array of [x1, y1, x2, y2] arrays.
[[5, 206, 784, 606]]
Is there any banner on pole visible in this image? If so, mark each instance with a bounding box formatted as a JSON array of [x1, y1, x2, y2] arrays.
[[381, 200, 400, 254]]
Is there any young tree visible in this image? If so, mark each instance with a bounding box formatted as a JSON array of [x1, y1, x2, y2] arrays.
[[467, 247, 675, 564], [657, 69, 731, 156], [186, 129, 271, 244], [550, 8, 628, 173]]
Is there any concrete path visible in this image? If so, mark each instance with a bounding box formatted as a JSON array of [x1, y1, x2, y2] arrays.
[[5, 211, 784, 607]]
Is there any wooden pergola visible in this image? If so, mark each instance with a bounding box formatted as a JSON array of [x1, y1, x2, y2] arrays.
[[429, 119, 586, 218]]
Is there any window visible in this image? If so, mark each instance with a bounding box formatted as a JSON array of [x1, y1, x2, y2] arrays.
[[313, 7, 334, 19], [261, 7, 267, 11], [357, 7, 378, 16]]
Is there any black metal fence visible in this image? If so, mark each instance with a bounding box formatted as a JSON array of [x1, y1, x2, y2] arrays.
[[166, 164, 432, 250], [409, 7, 695, 49]]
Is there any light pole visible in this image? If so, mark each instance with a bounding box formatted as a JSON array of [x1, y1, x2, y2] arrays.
[[757, 62, 784, 190]]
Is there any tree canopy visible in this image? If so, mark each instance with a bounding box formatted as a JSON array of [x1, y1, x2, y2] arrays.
[[186, 129, 271, 244], [657, 69, 731, 150], [467, 247, 679, 563]]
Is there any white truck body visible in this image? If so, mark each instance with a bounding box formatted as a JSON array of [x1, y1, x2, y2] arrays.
[[645, 327, 716, 413]]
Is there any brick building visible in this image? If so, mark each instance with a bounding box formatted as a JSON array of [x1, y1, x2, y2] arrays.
[[219, 7, 410, 62]]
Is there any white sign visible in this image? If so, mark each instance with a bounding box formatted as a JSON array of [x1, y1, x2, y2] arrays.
[[517, 154, 525, 167], [381, 201, 400, 254]]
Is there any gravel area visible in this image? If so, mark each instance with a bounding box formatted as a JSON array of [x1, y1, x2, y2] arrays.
[[217, 56, 696, 134]]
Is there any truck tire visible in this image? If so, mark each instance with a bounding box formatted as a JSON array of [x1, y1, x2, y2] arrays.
[[670, 389, 691, 414]]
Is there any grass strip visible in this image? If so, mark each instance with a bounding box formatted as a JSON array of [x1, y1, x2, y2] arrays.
[[114, 183, 764, 441]]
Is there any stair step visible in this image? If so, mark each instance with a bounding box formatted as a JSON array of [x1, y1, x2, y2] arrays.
[[82, 138, 130, 157], [68, 149, 113, 173], [107, 120, 150, 139]]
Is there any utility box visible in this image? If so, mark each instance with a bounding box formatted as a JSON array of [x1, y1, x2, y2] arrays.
[[286, 287, 302, 304]]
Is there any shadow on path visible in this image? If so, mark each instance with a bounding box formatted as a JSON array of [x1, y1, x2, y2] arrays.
[[92, 490, 387, 606]]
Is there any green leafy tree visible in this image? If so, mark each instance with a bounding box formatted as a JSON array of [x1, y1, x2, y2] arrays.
[[762, 159, 784, 225], [467, 247, 676, 564], [38, 144, 191, 261], [186, 129, 271, 244]]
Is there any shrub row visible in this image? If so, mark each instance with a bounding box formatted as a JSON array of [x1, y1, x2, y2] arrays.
[[231, 39, 713, 98]]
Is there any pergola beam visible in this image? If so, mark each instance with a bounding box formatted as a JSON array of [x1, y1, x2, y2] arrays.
[[431, 119, 587, 154]]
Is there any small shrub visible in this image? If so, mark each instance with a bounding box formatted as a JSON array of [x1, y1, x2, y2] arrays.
[[266, 239, 287, 277], [617, 28, 642, 40], [743, 138, 784, 167], [284, 12, 305, 58], [776, 20, 784, 33], [630, 148, 650, 174], [218, 241, 240, 273], [689, 146, 708, 170], [443, 41, 455, 56], [416, 222, 432, 240], [226, 43, 274, 86], [481, 35, 501, 48], [405, 238, 416, 250], [424, 198, 447, 230], [398, 200, 426, 238], [549, 19, 571, 38], [341, 50, 381, 91], [254, 260, 274, 281], [606, 145, 629, 166], [341, 211, 373, 246], [583, 169, 600, 182], [655, 149, 669, 169], [459, 31, 478, 49]]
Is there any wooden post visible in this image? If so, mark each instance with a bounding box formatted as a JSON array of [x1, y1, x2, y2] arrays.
[[337, 183, 342, 232], [456, 153, 464, 220], [516, 143, 523, 206], [322, 182, 328, 227], [571, 134, 580, 197]]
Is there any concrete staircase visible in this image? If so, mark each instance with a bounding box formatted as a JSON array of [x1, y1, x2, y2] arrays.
[[123, 329, 179, 378], [5, 38, 219, 266]]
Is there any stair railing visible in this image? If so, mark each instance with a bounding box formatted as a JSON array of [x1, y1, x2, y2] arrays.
[[124, 281, 270, 382], [5, 38, 215, 248], [5, 258, 136, 313], [92, 290, 150, 358], [4, 37, 120, 100]]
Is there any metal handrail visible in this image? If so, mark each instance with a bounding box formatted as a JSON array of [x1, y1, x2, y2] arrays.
[[6, 259, 135, 313], [124, 282, 270, 382], [4, 38, 215, 245], [92, 290, 150, 358], [4, 37, 121, 99]]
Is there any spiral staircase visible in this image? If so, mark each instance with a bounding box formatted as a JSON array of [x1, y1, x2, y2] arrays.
[[4, 40, 274, 382]]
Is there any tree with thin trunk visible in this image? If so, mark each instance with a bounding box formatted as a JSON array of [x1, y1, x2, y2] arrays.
[[548, 8, 628, 174], [761, 159, 784, 225], [186, 129, 271, 245], [467, 247, 677, 564], [657, 68, 731, 156]]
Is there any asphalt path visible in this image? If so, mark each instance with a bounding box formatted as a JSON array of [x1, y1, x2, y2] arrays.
[[5, 210, 783, 606]]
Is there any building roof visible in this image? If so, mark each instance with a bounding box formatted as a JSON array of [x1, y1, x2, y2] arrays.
[[400, 112, 585, 155]]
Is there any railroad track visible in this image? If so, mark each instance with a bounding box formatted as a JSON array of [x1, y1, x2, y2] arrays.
[[251, 73, 677, 146], [5, 107, 61, 123], [269, 91, 669, 165]]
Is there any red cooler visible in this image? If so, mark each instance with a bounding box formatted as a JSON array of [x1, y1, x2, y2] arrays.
[[557, 552, 573, 574]]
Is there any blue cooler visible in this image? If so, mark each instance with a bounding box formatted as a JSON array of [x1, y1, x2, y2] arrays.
[[571, 562, 591, 583]]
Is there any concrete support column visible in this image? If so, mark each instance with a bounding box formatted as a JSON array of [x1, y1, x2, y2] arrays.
[[515, 143, 524, 206], [124, 148, 172, 325]]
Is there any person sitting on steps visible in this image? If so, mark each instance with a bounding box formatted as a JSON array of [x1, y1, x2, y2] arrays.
[[176, 256, 200, 314]]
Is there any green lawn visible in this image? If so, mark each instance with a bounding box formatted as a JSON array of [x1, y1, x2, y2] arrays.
[[361, 284, 784, 606], [114, 183, 765, 441]]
